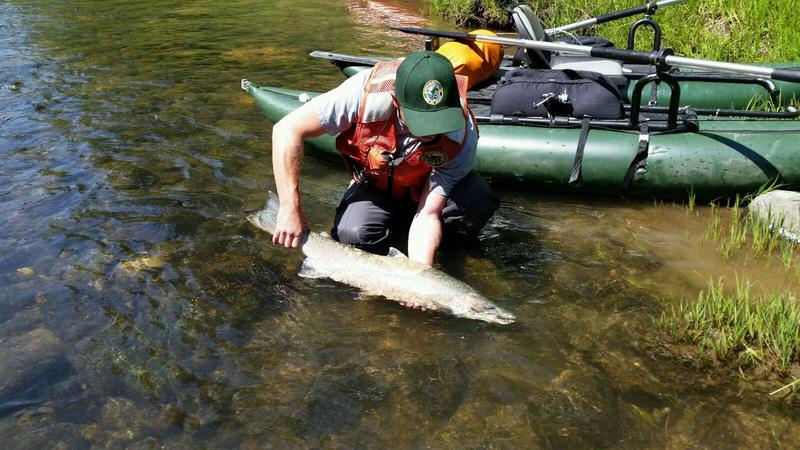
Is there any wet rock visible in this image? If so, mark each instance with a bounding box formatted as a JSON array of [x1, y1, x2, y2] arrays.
[[0, 303, 44, 338], [748, 189, 800, 241], [2, 421, 88, 450], [429, 400, 540, 448], [403, 359, 468, 420], [0, 328, 66, 398], [0, 280, 42, 319], [80, 397, 172, 447], [593, 350, 670, 409], [114, 254, 168, 277], [664, 402, 800, 448], [1, 81, 21, 91], [294, 369, 389, 439], [125, 436, 161, 450], [526, 367, 625, 448]]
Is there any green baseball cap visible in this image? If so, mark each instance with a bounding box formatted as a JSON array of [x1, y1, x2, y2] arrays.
[[395, 51, 465, 137]]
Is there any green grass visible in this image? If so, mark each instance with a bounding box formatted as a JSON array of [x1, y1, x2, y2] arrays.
[[658, 277, 800, 373], [715, 201, 796, 269], [429, 0, 513, 27], [696, 182, 796, 275], [687, 186, 696, 213], [703, 204, 721, 241], [665, 186, 800, 380], [430, 0, 800, 62]]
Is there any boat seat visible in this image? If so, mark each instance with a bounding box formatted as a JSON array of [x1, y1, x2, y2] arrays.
[[510, 5, 551, 69], [549, 55, 627, 86], [511, 5, 625, 78]]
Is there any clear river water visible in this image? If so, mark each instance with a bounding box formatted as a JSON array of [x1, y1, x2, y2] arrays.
[[1, 0, 799, 448]]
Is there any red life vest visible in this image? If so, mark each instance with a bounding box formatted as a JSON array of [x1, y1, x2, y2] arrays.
[[335, 60, 475, 200]]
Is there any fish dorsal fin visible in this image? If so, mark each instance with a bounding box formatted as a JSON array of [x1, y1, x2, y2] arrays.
[[387, 247, 407, 258], [320, 231, 331, 239], [298, 258, 328, 279]]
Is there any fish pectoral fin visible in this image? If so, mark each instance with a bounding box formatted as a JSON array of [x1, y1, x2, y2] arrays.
[[298, 258, 329, 279], [387, 247, 407, 258]]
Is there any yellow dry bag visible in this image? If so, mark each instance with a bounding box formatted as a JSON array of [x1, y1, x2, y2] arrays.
[[436, 29, 503, 90]]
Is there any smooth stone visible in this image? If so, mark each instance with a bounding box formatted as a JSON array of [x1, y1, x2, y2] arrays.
[[748, 190, 800, 241], [0, 305, 43, 340], [0, 327, 66, 398]]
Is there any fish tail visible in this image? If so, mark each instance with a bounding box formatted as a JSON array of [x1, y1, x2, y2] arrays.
[[247, 191, 280, 235]]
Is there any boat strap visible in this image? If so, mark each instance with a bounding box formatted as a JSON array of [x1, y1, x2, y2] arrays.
[[648, 77, 659, 105], [568, 118, 592, 185], [622, 122, 650, 190]]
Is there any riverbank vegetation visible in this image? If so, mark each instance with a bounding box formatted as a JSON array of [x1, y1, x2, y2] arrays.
[[430, 0, 800, 62], [703, 198, 798, 270], [656, 192, 800, 391], [658, 278, 799, 377]]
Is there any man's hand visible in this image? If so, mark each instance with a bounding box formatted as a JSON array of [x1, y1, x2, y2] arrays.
[[273, 205, 307, 248]]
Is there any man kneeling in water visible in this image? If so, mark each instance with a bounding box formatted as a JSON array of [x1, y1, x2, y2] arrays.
[[268, 51, 498, 308]]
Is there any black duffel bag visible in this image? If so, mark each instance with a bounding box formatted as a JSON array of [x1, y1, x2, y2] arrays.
[[490, 68, 623, 119]]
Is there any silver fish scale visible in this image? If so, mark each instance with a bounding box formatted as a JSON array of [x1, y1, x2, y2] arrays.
[[302, 233, 482, 313]]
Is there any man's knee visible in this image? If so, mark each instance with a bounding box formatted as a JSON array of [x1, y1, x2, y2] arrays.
[[331, 187, 394, 253], [333, 220, 391, 250]]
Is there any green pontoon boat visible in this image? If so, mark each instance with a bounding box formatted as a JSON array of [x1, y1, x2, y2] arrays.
[[243, 79, 800, 200]]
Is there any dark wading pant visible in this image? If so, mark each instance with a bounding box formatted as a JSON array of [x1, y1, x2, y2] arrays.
[[331, 171, 499, 255]]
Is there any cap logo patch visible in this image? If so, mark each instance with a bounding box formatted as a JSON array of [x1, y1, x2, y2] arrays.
[[422, 80, 444, 106], [420, 150, 448, 168]]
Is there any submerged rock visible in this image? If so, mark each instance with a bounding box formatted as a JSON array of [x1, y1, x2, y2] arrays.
[[1, 421, 87, 450], [114, 254, 168, 276], [748, 190, 800, 242], [0, 303, 44, 338], [0, 327, 66, 398], [81, 397, 172, 447], [430, 401, 540, 448]]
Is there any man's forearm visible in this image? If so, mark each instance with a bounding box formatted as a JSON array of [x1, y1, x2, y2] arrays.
[[408, 212, 442, 266], [272, 121, 304, 211]]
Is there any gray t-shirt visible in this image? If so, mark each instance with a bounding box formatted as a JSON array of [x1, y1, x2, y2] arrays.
[[308, 70, 478, 197]]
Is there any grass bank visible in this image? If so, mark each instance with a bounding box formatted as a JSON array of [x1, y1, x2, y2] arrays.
[[658, 277, 799, 376], [652, 192, 800, 389], [430, 0, 800, 62]]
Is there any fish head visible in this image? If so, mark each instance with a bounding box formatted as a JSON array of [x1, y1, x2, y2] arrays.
[[448, 294, 516, 325]]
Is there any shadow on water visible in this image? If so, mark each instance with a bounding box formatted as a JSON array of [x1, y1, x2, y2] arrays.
[[1, 0, 800, 448]]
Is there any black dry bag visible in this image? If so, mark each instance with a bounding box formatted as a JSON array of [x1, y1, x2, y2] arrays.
[[490, 68, 623, 119]]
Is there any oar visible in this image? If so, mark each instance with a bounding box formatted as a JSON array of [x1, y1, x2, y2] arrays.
[[545, 0, 689, 35], [392, 27, 800, 84]]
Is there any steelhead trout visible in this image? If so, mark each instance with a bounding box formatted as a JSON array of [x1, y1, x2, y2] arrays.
[[247, 192, 515, 325]]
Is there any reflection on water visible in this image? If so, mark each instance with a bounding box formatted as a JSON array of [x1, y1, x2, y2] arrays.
[[346, 0, 430, 50], [1, 0, 799, 447]]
